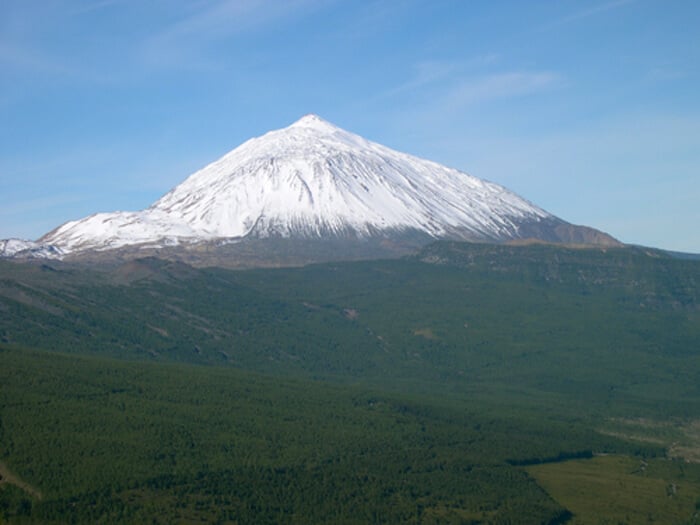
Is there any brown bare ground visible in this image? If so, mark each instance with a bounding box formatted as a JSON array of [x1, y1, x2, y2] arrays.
[[0, 461, 42, 500], [601, 418, 700, 464], [413, 328, 438, 340]]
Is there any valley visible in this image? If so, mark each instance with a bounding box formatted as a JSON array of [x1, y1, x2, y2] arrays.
[[1, 241, 699, 523]]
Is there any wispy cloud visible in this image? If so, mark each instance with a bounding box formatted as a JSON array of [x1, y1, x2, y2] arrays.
[[141, 0, 330, 70], [385, 60, 462, 97], [366, 65, 563, 157], [382, 68, 562, 120], [69, 0, 132, 16], [549, 0, 636, 27], [444, 71, 562, 109], [385, 55, 500, 98]]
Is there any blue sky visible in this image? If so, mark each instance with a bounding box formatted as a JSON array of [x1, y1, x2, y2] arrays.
[[1, 0, 698, 252]]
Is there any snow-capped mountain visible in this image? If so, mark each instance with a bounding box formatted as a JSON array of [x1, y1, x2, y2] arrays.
[[6, 114, 617, 262], [0, 115, 620, 265], [0, 238, 64, 259]]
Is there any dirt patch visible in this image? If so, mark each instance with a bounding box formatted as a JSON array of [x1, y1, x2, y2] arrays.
[[413, 328, 438, 340], [669, 419, 700, 463], [0, 461, 42, 500], [601, 418, 700, 463], [343, 308, 359, 320], [302, 302, 320, 310], [147, 324, 170, 338]]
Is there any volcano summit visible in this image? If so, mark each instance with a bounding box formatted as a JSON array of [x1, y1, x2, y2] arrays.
[[12, 115, 617, 263]]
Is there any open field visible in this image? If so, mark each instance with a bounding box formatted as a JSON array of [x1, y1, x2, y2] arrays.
[[527, 455, 700, 524]]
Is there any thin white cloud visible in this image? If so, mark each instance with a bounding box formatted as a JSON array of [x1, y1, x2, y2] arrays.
[[444, 71, 562, 108], [386, 60, 461, 97], [365, 60, 563, 149], [550, 0, 636, 27], [69, 0, 132, 16], [385, 55, 501, 98], [142, 0, 331, 69]]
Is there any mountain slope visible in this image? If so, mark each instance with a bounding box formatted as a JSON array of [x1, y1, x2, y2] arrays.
[[2, 242, 698, 524], [1, 241, 698, 410], [0, 238, 64, 259], [39, 115, 618, 257]]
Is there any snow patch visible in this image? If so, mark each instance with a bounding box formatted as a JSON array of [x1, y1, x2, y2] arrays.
[[0, 238, 64, 259]]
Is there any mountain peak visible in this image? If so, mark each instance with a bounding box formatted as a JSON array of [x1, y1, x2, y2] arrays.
[[288, 114, 339, 133]]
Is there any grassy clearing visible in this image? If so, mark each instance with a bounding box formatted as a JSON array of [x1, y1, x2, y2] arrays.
[[526, 455, 700, 524], [671, 420, 700, 464], [601, 418, 700, 464]]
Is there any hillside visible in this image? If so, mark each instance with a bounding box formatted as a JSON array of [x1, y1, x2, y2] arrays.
[[2, 242, 699, 412], [1, 242, 700, 522]]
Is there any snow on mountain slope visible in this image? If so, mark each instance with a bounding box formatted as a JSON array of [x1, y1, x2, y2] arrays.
[[40, 114, 556, 254], [0, 238, 64, 259]]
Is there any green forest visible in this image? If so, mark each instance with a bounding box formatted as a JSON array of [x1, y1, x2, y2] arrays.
[[1, 242, 699, 523]]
